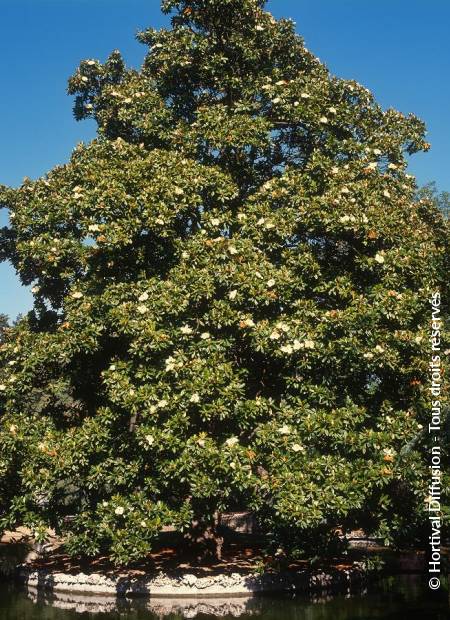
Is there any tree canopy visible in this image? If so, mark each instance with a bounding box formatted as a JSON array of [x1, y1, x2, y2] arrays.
[[416, 182, 450, 220], [0, 0, 448, 564]]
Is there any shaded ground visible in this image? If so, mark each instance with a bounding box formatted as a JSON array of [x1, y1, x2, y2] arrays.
[[2, 527, 446, 579], [1, 528, 357, 579]]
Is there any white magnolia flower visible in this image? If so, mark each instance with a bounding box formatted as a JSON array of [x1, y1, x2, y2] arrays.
[[257, 217, 265, 225], [331, 167, 339, 174], [292, 443, 304, 452], [255, 25, 264, 31], [165, 357, 176, 371], [373, 148, 382, 155], [414, 336, 423, 344], [225, 436, 239, 447], [319, 116, 328, 124], [211, 218, 221, 226], [190, 393, 200, 403], [145, 435, 155, 445], [157, 399, 168, 408], [87, 60, 96, 65], [138, 292, 149, 302], [270, 331, 281, 340], [374, 345, 385, 353], [304, 340, 315, 349], [328, 106, 337, 114], [229, 289, 238, 300], [200, 332, 210, 340], [267, 278, 276, 288], [137, 304, 148, 314], [182, 251, 189, 259], [197, 438, 206, 447], [228, 245, 238, 255], [265, 221, 275, 229], [114, 506, 125, 516], [180, 324, 193, 334], [272, 97, 281, 104], [0, 384, 6, 391], [363, 352, 374, 359], [374, 253, 385, 264], [388, 163, 398, 170], [71, 291, 83, 299], [278, 424, 291, 435], [255, 271, 263, 279], [280, 344, 293, 354], [293, 101, 300, 107], [155, 218, 165, 225], [383, 190, 391, 198], [276, 80, 287, 86], [140, 520, 147, 527], [293, 339, 303, 350], [174, 186, 184, 195], [31, 286, 40, 294], [341, 187, 350, 194], [340, 215, 351, 223], [362, 214, 369, 223], [300, 92, 310, 99], [229, 461, 236, 469], [275, 323, 288, 333]]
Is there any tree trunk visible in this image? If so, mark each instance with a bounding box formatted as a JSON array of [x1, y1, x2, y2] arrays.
[[184, 511, 224, 562]]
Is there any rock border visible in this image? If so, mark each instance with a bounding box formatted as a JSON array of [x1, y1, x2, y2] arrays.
[[17, 564, 366, 597]]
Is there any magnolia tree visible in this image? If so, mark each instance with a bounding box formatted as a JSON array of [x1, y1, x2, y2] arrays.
[[0, 0, 448, 565]]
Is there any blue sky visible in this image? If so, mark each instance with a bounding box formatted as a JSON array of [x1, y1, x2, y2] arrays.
[[1, 0, 449, 320]]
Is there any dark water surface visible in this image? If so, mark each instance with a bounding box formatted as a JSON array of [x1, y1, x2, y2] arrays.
[[0, 575, 448, 619]]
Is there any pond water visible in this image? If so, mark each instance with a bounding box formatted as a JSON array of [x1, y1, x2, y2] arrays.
[[0, 575, 448, 619]]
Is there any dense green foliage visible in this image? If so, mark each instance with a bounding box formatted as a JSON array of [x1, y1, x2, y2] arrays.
[[0, 0, 448, 564], [0, 315, 9, 343]]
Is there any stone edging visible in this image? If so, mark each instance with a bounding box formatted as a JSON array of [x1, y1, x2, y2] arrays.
[[17, 564, 366, 597]]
